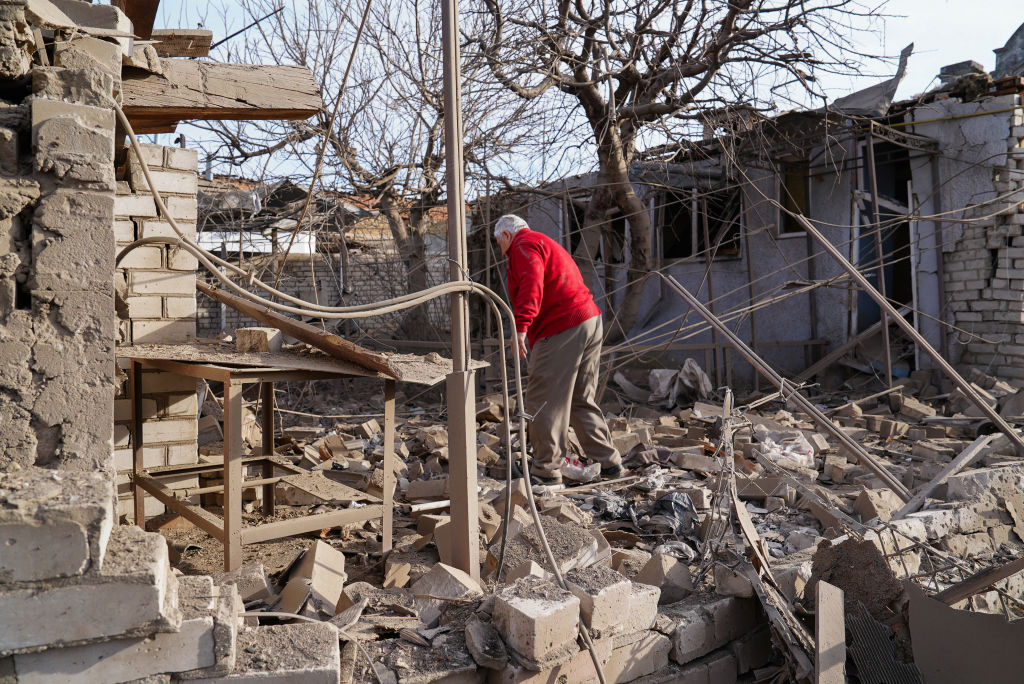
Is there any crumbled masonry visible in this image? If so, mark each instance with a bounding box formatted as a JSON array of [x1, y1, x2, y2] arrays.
[[4, 2, 1024, 683]]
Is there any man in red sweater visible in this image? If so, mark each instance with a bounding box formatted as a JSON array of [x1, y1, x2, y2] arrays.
[[494, 214, 623, 485]]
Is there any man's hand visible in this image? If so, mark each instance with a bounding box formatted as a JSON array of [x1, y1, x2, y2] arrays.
[[512, 331, 528, 359]]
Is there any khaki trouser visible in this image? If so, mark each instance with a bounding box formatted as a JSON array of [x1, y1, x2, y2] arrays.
[[526, 315, 621, 478]]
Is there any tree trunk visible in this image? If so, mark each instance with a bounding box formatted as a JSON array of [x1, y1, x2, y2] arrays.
[[584, 126, 650, 344], [380, 193, 434, 338]]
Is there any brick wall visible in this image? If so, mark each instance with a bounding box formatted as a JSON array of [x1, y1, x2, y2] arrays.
[[195, 249, 451, 340], [113, 143, 200, 518], [944, 103, 1024, 380]]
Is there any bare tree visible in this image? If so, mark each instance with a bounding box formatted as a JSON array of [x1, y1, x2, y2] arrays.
[[195, 0, 551, 338], [473, 0, 887, 340]]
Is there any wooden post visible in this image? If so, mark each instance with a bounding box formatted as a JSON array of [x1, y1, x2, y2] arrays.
[[382, 379, 396, 554], [815, 580, 846, 683], [223, 379, 243, 571], [130, 361, 145, 527], [260, 381, 275, 516]]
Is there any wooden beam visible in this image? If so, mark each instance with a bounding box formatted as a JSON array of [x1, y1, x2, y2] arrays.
[[893, 435, 994, 519], [796, 305, 911, 382], [196, 281, 400, 379], [815, 580, 846, 684], [151, 29, 213, 58], [122, 60, 322, 131], [934, 555, 1024, 606], [113, 0, 160, 39]]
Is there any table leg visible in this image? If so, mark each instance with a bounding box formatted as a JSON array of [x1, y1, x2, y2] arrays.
[[382, 379, 396, 554], [260, 381, 275, 516], [223, 379, 243, 571], [130, 361, 145, 528]]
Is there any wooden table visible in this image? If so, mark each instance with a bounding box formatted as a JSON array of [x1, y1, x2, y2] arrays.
[[119, 344, 468, 571]]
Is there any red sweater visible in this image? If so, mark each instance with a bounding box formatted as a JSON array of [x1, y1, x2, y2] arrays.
[[506, 228, 601, 347]]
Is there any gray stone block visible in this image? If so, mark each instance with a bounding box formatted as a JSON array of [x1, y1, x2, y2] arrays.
[[0, 466, 114, 582], [0, 525, 181, 655]]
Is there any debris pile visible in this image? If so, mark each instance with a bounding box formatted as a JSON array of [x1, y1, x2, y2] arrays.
[[155, 362, 1024, 682]]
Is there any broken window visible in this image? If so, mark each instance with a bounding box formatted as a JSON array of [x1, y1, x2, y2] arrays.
[[778, 160, 810, 235], [563, 198, 626, 263], [658, 187, 742, 261]]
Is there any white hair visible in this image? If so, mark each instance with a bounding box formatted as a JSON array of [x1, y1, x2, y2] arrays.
[[494, 214, 528, 240]]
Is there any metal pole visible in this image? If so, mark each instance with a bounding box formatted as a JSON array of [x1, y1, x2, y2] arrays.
[[441, 0, 480, 578], [653, 273, 912, 500], [865, 129, 893, 386], [793, 213, 1024, 457]]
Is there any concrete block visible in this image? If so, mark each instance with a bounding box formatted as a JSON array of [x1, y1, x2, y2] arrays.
[[667, 596, 759, 666], [703, 649, 738, 684], [114, 219, 136, 243], [604, 631, 672, 683], [118, 245, 163, 269], [621, 581, 660, 634], [141, 370, 197, 394], [133, 319, 196, 344], [236, 327, 284, 354], [165, 146, 199, 171], [194, 622, 339, 684], [564, 565, 631, 634], [611, 548, 652, 580], [289, 540, 348, 615], [115, 193, 159, 218], [853, 488, 903, 523], [50, 0, 134, 56], [163, 195, 197, 221], [636, 552, 694, 603], [0, 467, 114, 582], [140, 219, 196, 239], [727, 625, 773, 674], [30, 190, 114, 289], [131, 270, 197, 296], [488, 636, 613, 684], [493, 576, 580, 663], [946, 464, 1024, 502], [0, 525, 181, 655], [127, 295, 163, 319], [165, 294, 197, 319], [213, 563, 271, 603], [165, 392, 199, 417], [669, 601, 715, 665], [31, 98, 115, 188], [713, 564, 753, 598], [14, 576, 227, 683], [142, 417, 197, 444], [129, 166, 199, 196], [168, 247, 199, 271]]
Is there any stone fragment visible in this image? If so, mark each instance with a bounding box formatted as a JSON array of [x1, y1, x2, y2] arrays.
[[195, 623, 340, 684], [213, 563, 270, 603], [635, 552, 694, 603], [611, 548, 652, 580], [410, 563, 483, 601], [465, 616, 508, 669], [492, 576, 580, 664], [728, 624, 773, 674], [899, 396, 937, 421], [234, 327, 283, 353], [713, 563, 753, 598], [853, 488, 903, 523], [621, 581, 661, 634]]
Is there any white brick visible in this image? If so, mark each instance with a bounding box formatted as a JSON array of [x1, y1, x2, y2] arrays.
[[166, 443, 199, 466], [165, 392, 198, 417], [130, 143, 165, 168], [118, 245, 163, 270], [131, 270, 196, 295], [114, 446, 165, 471], [165, 295, 197, 318], [114, 398, 158, 422], [164, 196, 197, 221], [164, 146, 199, 171], [143, 418, 197, 444], [131, 167, 199, 196], [141, 371, 197, 394], [140, 220, 196, 240], [114, 423, 130, 447], [114, 194, 158, 218], [168, 247, 198, 271], [132, 319, 196, 344], [127, 295, 163, 319], [114, 220, 136, 243]]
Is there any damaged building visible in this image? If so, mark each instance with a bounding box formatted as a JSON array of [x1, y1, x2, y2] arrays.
[[5, 2, 1024, 684]]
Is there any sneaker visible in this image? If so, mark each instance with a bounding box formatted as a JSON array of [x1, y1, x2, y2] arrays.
[[601, 463, 625, 480], [530, 472, 562, 487]]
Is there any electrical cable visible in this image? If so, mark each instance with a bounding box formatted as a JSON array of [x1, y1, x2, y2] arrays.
[[112, 98, 607, 681]]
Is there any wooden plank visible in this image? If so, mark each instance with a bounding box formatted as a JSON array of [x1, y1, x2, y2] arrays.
[[382, 380, 396, 554], [796, 306, 910, 382], [122, 60, 322, 130], [893, 435, 994, 519], [151, 29, 213, 57], [196, 282, 400, 379], [815, 580, 846, 684], [114, 0, 160, 39], [134, 473, 225, 541], [223, 379, 243, 571], [240, 505, 384, 545], [933, 555, 1024, 606]]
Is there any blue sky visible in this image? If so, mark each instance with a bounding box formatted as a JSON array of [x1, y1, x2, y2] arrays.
[[149, 1, 1022, 181]]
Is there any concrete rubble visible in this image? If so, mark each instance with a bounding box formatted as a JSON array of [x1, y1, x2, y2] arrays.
[[3, 1, 1024, 683]]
